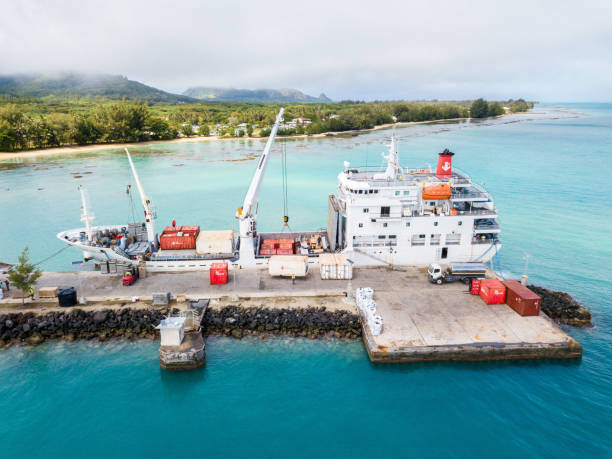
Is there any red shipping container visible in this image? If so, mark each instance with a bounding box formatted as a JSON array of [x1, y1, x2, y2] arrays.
[[210, 262, 228, 284], [503, 280, 541, 316], [479, 279, 506, 304], [181, 225, 200, 236], [278, 238, 294, 245], [276, 248, 294, 255], [263, 239, 279, 245], [160, 234, 196, 250], [163, 225, 182, 235], [260, 248, 276, 255], [471, 278, 482, 295]]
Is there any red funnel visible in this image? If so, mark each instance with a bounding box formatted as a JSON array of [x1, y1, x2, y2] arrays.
[[436, 149, 454, 178]]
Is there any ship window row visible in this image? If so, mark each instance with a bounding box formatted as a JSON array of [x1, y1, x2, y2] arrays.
[[394, 190, 412, 196], [411, 233, 462, 246], [349, 189, 379, 194], [353, 235, 397, 247]]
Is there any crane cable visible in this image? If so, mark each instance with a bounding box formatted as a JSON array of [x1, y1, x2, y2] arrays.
[[281, 140, 292, 232]]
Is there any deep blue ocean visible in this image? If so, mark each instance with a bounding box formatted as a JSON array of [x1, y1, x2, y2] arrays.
[[1, 104, 611, 457]]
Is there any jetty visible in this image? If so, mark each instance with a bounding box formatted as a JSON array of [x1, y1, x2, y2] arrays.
[[0, 266, 582, 363]]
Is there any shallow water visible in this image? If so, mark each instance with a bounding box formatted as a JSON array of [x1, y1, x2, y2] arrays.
[[1, 104, 611, 457]]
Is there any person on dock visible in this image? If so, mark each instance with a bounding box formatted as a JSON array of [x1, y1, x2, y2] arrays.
[[28, 286, 34, 300], [3, 279, 9, 291]]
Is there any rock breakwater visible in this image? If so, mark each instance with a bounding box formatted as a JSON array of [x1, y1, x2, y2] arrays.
[[0, 305, 361, 346], [204, 306, 362, 339], [529, 285, 593, 328]]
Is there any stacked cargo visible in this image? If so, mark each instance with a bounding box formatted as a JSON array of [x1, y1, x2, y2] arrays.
[[479, 279, 506, 304], [159, 225, 200, 250], [319, 253, 353, 280], [503, 280, 541, 316], [196, 230, 234, 255], [260, 237, 295, 256]]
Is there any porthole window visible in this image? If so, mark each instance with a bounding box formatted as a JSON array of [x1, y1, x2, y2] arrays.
[[395, 191, 400, 196], [383, 223, 388, 228], [363, 208, 369, 213], [406, 222, 410, 227], [434, 221, 438, 226], [358, 223, 363, 228], [458, 221, 463, 226]]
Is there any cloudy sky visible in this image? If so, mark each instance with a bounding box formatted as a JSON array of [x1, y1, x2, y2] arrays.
[[1, 0, 611, 101]]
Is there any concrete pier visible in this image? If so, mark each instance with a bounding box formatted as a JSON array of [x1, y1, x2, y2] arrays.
[[1, 266, 582, 363], [359, 270, 582, 362], [159, 331, 206, 370]]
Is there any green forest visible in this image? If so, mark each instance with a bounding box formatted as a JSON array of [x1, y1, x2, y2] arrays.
[[0, 97, 534, 152]]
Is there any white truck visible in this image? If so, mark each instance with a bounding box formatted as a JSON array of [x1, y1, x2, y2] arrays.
[[427, 263, 487, 285]]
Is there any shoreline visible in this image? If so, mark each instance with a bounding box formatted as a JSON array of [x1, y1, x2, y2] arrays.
[[0, 114, 510, 161]]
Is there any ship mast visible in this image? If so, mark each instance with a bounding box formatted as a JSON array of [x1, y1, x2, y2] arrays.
[[78, 185, 94, 241], [236, 107, 284, 267], [125, 148, 157, 245]]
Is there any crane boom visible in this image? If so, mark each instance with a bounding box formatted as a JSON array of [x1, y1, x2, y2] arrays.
[[239, 107, 284, 218], [236, 107, 284, 266], [125, 148, 156, 244]]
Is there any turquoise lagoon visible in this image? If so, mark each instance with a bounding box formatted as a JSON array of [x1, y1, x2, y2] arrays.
[[0, 104, 611, 457]]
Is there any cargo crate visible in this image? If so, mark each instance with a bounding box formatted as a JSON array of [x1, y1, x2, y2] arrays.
[[479, 279, 506, 304], [503, 280, 541, 316], [210, 262, 228, 285]]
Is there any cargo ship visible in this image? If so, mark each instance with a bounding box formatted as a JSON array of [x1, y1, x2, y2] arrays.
[[57, 108, 501, 271]]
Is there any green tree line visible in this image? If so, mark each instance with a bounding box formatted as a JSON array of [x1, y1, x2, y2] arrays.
[[0, 97, 534, 151], [0, 101, 178, 151]]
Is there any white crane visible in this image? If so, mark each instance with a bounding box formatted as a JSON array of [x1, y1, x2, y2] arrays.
[[236, 108, 285, 267], [125, 148, 157, 246], [78, 185, 95, 241]]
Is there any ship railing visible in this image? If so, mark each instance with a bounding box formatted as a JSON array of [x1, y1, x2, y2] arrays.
[[472, 235, 499, 244]]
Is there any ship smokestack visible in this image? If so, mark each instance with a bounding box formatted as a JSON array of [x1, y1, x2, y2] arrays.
[[436, 149, 454, 178]]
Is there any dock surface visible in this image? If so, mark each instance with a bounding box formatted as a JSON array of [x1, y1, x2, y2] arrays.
[[2, 266, 582, 363], [359, 269, 582, 362]]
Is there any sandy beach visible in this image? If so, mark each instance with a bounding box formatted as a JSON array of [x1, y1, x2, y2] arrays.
[[0, 116, 481, 161]]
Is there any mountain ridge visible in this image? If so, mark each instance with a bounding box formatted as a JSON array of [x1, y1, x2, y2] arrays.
[[0, 73, 198, 104], [183, 86, 331, 103]]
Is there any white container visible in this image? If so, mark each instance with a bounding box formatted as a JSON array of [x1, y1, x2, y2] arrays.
[[156, 317, 186, 347], [196, 230, 234, 254], [319, 253, 353, 280], [268, 255, 309, 277]]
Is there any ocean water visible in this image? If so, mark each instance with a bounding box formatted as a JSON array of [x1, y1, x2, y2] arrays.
[[1, 104, 611, 457]]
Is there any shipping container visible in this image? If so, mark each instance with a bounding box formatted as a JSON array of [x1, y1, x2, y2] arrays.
[[503, 280, 541, 316], [319, 253, 353, 280], [479, 279, 506, 304], [181, 225, 200, 236], [471, 278, 482, 295], [160, 234, 196, 250], [268, 255, 309, 277], [210, 262, 228, 285], [260, 248, 276, 256], [196, 230, 233, 254], [276, 248, 294, 255], [163, 225, 182, 235]]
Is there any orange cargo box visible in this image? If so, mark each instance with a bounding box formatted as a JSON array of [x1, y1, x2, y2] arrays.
[[160, 234, 196, 250], [479, 279, 506, 304]]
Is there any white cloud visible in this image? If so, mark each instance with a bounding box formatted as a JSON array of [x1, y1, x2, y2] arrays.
[[0, 0, 611, 101]]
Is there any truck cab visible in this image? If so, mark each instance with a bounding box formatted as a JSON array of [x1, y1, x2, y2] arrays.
[[427, 263, 445, 284]]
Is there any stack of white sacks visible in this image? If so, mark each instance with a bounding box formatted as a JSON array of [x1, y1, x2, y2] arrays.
[[355, 288, 383, 336]]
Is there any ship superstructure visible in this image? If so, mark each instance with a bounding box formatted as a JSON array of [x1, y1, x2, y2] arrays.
[[57, 109, 500, 271], [328, 137, 500, 265]]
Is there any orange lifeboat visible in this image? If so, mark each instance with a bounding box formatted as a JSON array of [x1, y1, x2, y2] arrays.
[[422, 183, 452, 200]]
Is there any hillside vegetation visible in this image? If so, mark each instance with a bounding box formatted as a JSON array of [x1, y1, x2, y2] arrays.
[[0, 73, 197, 104], [0, 90, 534, 152], [184, 87, 331, 103]]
